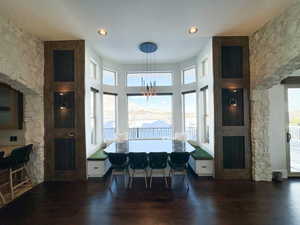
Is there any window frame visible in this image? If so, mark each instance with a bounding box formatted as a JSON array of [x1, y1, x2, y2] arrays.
[[127, 93, 173, 140], [182, 66, 197, 85], [201, 86, 209, 143], [126, 71, 173, 87], [90, 87, 98, 145], [102, 92, 118, 141], [102, 68, 117, 86], [201, 58, 208, 77], [182, 90, 197, 141], [90, 59, 98, 80]]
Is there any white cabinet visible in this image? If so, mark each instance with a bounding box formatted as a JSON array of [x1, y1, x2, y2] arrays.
[[189, 157, 214, 177], [87, 159, 110, 178]]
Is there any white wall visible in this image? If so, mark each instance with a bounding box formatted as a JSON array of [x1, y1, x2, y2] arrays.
[[85, 43, 103, 157], [268, 84, 288, 178], [196, 38, 214, 156]]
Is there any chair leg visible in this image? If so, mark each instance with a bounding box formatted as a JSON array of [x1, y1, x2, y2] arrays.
[[9, 168, 14, 200], [0, 191, 5, 204], [185, 170, 189, 192], [144, 169, 148, 189], [108, 170, 114, 191], [169, 169, 173, 188], [163, 169, 168, 188], [149, 169, 153, 189], [130, 170, 135, 189]]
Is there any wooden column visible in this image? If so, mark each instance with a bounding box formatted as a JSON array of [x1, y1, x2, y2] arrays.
[[44, 40, 86, 181], [213, 37, 251, 180]]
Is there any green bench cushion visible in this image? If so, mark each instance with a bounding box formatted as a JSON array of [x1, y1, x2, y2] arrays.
[[188, 142, 213, 160], [87, 149, 108, 161]]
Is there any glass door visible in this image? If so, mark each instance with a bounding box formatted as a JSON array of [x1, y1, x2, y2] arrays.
[[287, 87, 300, 176]]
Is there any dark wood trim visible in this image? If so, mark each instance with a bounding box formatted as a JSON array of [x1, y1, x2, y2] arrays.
[[213, 36, 251, 180], [104, 92, 118, 96], [44, 40, 86, 181], [281, 76, 300, 84], [90, 87, 99, 93], [181, 90, 196, 95]]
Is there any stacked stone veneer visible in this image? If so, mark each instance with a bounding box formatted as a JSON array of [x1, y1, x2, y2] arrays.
[[0, 16, 44, 183], [249, 2, 300, 181]]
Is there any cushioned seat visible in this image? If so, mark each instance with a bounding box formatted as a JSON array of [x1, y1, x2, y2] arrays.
[[149, 152, 168, 188], [107, 153, 129, 190], [128, 152, 148, 188], [169, 152, 190, 191], [88, 149, 108, 161]]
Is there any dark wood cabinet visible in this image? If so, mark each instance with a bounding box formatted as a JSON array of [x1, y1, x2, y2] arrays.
[[0, 83, 23, 129], [213, 37, 251, 180], [44, 40, 86, 181]]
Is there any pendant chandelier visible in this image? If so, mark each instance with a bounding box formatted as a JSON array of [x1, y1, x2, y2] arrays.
[[139, 42, 158, 99]]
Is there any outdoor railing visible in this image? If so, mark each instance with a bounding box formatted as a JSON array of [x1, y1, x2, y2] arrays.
[[103, 127, 197, 140]]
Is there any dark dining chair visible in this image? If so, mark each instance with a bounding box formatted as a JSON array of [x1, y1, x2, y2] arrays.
[[0, 151, 6, 204], [0, 145, 33, 200], [168, 152, 190, 191], [107, 153, 129, 190], [149, 152, 168, 188], [128, 152, 148, 188]]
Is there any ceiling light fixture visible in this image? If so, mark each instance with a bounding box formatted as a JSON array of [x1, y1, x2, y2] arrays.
[[98, 28, 108, 36], [188, 26, 198, 34]]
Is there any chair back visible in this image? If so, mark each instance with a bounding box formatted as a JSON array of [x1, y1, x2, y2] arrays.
[[149, 152, 168, 169], [0, 151, 4, 159], [128, 152, 148, 170], [108, 153, 127, 167], [10, 144, 33, 166], [170, 152, 190, 167]]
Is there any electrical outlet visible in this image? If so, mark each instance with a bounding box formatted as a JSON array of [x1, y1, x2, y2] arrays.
[[10, 136, 17, 142]]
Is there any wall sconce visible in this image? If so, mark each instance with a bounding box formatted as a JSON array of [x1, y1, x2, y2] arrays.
[[58, 92, 69, 110], [229, 89, 238, 107]]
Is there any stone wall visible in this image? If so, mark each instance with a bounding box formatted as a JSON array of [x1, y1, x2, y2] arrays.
[[249, 2, 300, 181], [0, 16, 44, 183]]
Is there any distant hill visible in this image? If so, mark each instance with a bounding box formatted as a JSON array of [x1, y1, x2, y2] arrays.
[[141, 120, 171, 128]]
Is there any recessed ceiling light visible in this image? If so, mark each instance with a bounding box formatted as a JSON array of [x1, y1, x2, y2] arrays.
[[98, 29, 108, 36], [188, 26, 198, 34]]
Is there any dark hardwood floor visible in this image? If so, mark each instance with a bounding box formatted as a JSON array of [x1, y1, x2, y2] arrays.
[[1, 173, 300, 225]]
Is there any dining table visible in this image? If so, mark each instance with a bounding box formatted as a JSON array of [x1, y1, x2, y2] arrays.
[[103, 139, 194, 154]]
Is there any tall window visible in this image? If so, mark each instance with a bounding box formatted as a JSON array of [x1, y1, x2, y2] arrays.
[[182, 91, 197, 140], [183, 67, 196, 84], [103, 93, 117, 140], [103, 69, 116, 86], [128, 95, 172, 139], [127, 72, 172, 87], [90, 89, 98, 145], [202, 87, 209, 143]]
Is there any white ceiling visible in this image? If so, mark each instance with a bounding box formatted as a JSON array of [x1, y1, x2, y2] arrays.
[[0, 0, 294, 64]]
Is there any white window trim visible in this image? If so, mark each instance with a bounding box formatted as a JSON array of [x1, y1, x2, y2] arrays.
[[126, 71, 173, 87], [182, 65, 197, 85], [103, 68, 117, 86], [102, 92, 118, 141], [90, 58, 98, 80]]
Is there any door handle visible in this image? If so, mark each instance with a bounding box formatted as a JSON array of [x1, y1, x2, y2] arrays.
[[287, 132, 292, 143]]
